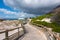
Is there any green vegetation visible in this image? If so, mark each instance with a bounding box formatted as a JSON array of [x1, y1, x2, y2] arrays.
[[31, 13, 53, 21], [31, 13, 60, 33]]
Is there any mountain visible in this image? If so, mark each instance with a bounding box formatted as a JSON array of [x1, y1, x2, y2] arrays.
[[50, 5, 60, 24], [0, 18, 18, 20], [55, 5, 60, 8]]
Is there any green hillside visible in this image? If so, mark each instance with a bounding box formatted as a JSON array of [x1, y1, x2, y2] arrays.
[[31, 13, 60, 33]]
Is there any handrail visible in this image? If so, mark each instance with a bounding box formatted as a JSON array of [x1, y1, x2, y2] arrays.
[[0, 27, 22, 34], [0, 27, 23, 40]]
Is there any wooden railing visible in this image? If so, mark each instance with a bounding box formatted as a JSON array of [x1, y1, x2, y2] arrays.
[[0, 27, 24, 40]]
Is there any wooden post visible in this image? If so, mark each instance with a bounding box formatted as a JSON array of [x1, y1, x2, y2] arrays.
[[5, 30, 9, 40], [21, 22, 26, 33], [18, 28, 19, 37]]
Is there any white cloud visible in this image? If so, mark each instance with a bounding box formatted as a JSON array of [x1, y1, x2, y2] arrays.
[[16, 12, 35, 18], [0, 8, 35, 18], [3, 0, 60, 15], [4, 0, 60, 9], [0, 8, 17, 14]]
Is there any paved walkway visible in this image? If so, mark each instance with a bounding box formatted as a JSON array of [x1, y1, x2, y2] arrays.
[[18, 23, 48, 40]]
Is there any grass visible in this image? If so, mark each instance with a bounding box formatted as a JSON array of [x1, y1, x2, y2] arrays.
[[31, 13, 60, 33]]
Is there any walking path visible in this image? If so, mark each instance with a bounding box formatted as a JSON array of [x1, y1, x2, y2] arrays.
[[18, 22, 48, 40]]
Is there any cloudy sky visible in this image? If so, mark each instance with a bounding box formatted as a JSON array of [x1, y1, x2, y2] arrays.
[[0, 0, 60, 19]]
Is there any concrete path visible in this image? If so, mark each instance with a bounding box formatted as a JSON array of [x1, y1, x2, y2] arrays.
[[18, 23, 48, 40]]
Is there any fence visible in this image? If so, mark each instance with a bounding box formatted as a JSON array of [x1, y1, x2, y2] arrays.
[[0, 27, 24, 40]]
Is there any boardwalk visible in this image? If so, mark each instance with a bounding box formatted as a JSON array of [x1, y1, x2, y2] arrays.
[[18, 23, 48, 40]]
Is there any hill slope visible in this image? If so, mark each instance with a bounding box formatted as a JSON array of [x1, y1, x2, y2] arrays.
[[31, 5, 60, 33], [50, 5, 60, 23]]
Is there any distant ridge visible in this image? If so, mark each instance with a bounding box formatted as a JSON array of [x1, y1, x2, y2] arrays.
[[52, 5, 60, 13], [49, 5, 60, 23], [0, 18, 18, 20], [55, 5, 60, 8]]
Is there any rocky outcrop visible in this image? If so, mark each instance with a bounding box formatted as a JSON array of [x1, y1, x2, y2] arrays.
[[50, 5, 60, 24]]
